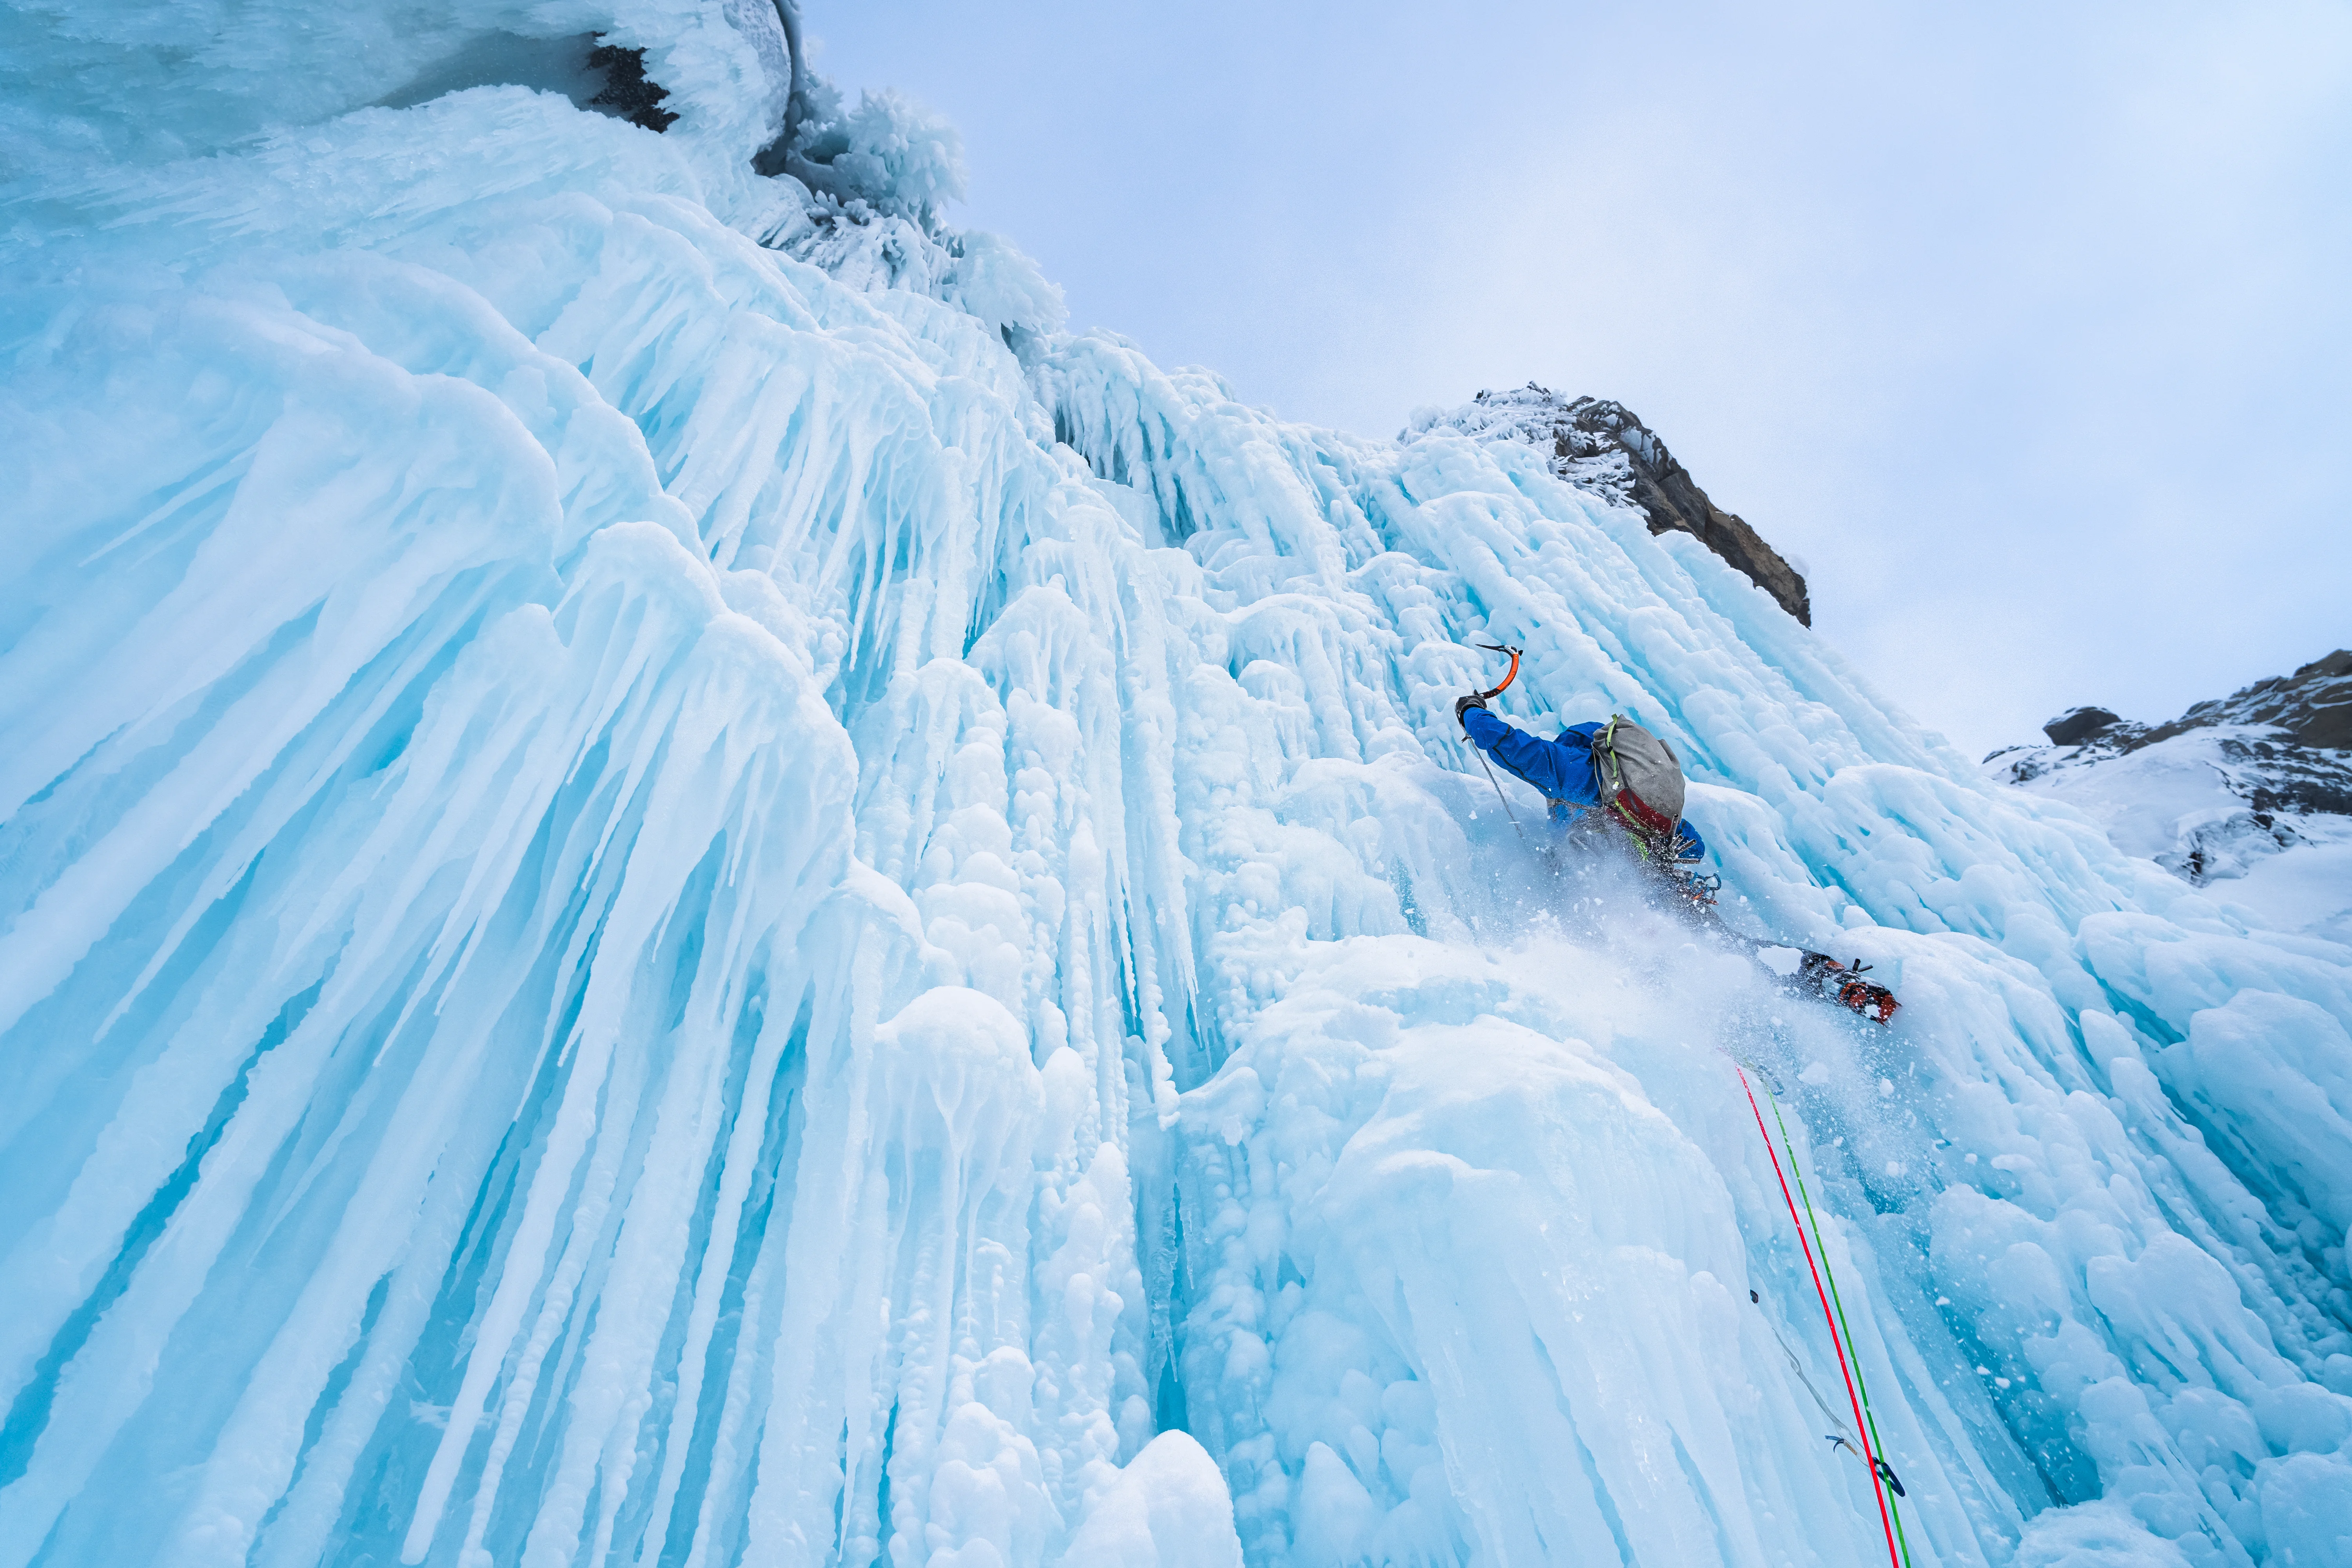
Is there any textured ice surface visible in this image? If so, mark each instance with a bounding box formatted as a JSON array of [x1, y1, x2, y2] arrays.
[[4, 6, 2352, 1567]]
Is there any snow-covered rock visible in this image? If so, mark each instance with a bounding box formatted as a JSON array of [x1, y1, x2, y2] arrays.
[[4, 7, 2352, 1568], [1987, 652, 2352, 942], [1408, 382, 1814, 624]]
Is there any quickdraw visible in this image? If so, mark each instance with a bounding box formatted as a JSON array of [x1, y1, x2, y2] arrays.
[[1823, 1440, 1910, 1495], [1670, 866, 1723, 915]]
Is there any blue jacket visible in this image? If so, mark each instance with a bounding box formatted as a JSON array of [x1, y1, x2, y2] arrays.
[[1462, 708, 1708, 859]]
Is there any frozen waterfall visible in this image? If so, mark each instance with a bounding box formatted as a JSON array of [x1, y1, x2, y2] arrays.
[[3, 5, 2350, 1566]]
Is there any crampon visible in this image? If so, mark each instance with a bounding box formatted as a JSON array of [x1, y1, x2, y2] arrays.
[[1798, 951, 1901, 1025], [1661, 866, 1902, 1026]]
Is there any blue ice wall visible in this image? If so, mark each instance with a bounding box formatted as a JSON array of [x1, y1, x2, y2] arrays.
[[2, 6, 2349, 1566]]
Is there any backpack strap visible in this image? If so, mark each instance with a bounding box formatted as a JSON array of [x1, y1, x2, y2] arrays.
[[1591, 714, 1624, 803]]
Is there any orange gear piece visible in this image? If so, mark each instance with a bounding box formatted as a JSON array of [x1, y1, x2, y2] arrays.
[[1837, 976, 1900, 1025]]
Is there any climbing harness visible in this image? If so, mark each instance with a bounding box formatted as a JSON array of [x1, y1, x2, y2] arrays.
[[1734, 1063, 1915, 1568], [1462, 643, 1528, 840]]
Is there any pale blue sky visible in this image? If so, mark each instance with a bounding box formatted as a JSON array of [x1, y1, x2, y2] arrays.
[[810, 2, 2350, 759]]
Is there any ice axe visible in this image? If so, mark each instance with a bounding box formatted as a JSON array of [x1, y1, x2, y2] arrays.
[[1462, 642, 1527, 839]]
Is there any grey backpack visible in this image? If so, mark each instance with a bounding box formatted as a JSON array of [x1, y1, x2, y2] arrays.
[[1590, 715, 1686, 845]]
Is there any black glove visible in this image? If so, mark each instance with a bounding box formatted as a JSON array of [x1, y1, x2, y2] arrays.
[[1454, 693, 1487, 728]]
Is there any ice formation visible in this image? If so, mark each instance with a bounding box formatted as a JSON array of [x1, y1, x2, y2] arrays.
[[4, 5, 2351, 1566]]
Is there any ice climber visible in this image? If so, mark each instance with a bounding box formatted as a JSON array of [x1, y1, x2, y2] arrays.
[[1452, 691, 1708, 863], [1448, 651, 1899, 1024]]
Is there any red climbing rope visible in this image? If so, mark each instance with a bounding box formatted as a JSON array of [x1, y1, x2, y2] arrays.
[[1739, 1067, 1903, 1568]]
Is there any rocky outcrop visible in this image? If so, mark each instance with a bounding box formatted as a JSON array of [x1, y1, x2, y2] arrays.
[[2000, 652, 2352, 822], [1407, 383, 1812, 624], [2147, 648, 2352, 752], [2041, 706, 2126, 748], [1986, 652, 2352, 901], [586, 42, 678, 132]]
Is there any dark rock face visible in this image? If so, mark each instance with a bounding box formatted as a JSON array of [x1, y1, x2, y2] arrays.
[[369, 33, 679, 132], [2146, 648, 2352, 753], [2015, 652, 2352, 775], [587, 43, 677, 133], [2043, 707, 2125, 747], [1409, 384, 1812, 624]]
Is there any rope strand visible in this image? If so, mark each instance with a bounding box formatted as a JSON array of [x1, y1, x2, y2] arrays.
[[1739, 1068, 1902, 1568], [1766, 1086, 1916, 1567]]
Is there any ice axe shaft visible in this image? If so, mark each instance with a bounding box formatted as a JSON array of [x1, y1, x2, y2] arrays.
[[1474, 746, 1525, 839]]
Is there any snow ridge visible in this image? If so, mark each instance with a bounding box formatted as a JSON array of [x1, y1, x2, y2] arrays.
[[1988, 653, 2352, 940]]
